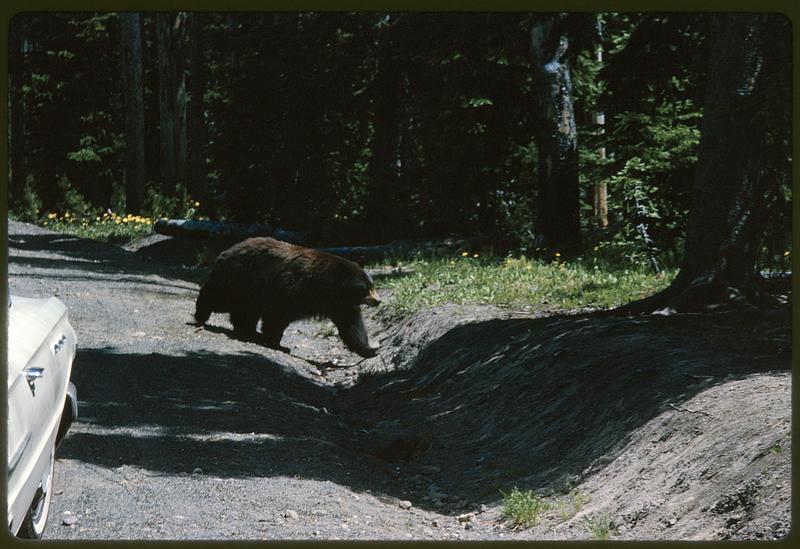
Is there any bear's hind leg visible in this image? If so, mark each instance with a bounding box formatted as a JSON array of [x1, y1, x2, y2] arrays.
[[259, 315, 291, 353], [230, 309, 260, 339]]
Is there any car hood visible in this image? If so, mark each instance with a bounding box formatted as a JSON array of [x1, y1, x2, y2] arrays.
[[7, 296, 70, 388]]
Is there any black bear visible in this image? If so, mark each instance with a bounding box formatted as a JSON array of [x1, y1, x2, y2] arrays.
[[194, 237, 380, 357]]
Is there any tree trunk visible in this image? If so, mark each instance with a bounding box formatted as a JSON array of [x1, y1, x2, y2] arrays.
[[8, 17, 27, 205], [530, 15, 582, 256], [187, 12, 209, 212], [120, 13, 146, 213], [618, 14, 791, 314], [157, 13, 187, 194], [592, 41, 608, 229]]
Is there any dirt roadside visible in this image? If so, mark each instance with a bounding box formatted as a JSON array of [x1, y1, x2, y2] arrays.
[[7, 220, 792, 540]]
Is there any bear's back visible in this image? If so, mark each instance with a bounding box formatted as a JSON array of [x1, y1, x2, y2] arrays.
[[208, 236, 370, 315]]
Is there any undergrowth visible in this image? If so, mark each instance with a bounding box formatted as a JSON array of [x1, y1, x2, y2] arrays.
[[38, 210, 154, 243], [19, 187, 204, 244]]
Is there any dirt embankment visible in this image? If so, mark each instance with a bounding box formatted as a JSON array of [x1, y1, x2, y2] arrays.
[[343, 303, 791, 540], [7, 222, 792, 540]]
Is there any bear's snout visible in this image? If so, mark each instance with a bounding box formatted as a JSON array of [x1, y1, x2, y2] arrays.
[[363, 288, 381, 306]]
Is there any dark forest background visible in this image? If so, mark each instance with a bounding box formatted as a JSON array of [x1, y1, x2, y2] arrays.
[[7, 12, 792, 270]]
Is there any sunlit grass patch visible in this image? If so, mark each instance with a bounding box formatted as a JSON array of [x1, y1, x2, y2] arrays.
[[376, 253, 675, 316]]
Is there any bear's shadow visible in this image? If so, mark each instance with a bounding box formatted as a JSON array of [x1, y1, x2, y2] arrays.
[[187, 321, 269, 345], [187, 320, 359, 370]]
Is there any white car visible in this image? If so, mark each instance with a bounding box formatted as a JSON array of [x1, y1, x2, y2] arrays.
[[7, 295, 78, 538]]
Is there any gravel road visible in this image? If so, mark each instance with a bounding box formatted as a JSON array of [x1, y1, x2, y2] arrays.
[[7, 221, 508, 540]]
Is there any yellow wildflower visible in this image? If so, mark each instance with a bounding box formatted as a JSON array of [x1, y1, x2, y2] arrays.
[[473, 253, 479, 258], [48, 212, 57, 219], [555, 252, 561, 258], [64, 212, 70, 218], [784, 251, 791, 257], [194, 201, 200, 207], [461, 252, 469, 257]]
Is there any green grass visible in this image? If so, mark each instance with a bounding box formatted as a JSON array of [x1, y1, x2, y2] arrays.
[[571, 488, 589, 512], [500, 487, 551, 529], [376, 255, 675, 316], [555, 488, 590, 521], [582, 513, 617, 540]]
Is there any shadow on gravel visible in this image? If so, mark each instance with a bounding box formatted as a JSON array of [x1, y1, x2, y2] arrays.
[[58, 305, 791, 514], [59, 347, 393, 492], [10, 263, 198, 292], [8, 231, 207, 284]]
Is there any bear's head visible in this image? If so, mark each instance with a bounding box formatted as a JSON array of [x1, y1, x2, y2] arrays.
[[360, 271, 381, 306], [336, 261, 380, 307]]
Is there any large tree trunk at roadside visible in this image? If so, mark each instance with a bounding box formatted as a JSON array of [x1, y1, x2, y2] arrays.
[[530, 15, 582, 257], [619, 13, 791, 314], [157, 13, 187, 194], [8, 18, 27, 205], [187, 12, 209, 213], [120, 13, 146, 213]]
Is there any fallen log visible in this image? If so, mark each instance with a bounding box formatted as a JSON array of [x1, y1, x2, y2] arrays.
[[318, 236, 514, 263], [153, 219, 512, 262], [154, 219, 306, 244]]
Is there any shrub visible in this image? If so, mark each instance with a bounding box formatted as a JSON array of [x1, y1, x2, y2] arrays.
[[500, 487, 551, 529]]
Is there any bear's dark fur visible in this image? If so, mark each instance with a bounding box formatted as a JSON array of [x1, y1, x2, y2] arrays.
[[195, 237, 380, 357]]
